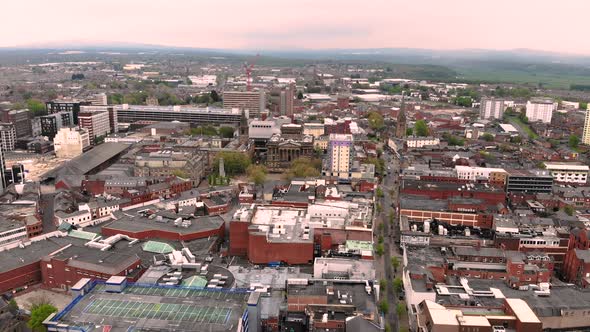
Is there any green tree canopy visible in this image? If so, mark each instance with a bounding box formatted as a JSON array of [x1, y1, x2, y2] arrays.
[[454, 96, 472, 107], [285, 157, 321, 180], [443, 133, 465, 146], [188, 126, 218, 136], [379, 279, 387, 291], [378, 299, 389, 314], [219, 126, 235, 138], [247, 165, 267, 186], [366, 157, 385, 175], [367, 111, 385, 131], [580, 101, 588, 110], [569, 135, 580, 149], [28, 303, 57, 331], [214, 151, 251, 176], [393, 277, 403, 293], [481, 133, 494, 142], [414, 120, 429, 136], [405, 127, 413, 136], [376, 187, 384, 198], [391, 256, 400, 271], [26, 99, 46, 116], [109, 93, 124, 104], [396, 302, 407, 317]]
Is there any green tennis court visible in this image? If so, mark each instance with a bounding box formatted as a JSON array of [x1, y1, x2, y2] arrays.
[[83, 298, 231, 324]]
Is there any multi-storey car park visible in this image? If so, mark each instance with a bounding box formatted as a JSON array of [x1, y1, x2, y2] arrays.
[[114, 105, 243, 126]]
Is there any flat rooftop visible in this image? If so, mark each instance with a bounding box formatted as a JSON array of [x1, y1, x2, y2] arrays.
[[51, 282, 250, 332], [0, 236, 66, 274], [42, 143, 129, 180], [104, 209, 224, 235], [400, 195, 448, 211], [544, 162, 589, 171], [287, 280, 377, 316], [463, 279, 590, 317], [249, 206, 311, 243]]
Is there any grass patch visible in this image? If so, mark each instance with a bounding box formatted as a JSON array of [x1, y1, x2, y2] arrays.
[[507, 116, 538, 139]]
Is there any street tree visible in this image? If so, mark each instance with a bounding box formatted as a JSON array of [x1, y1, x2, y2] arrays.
[[367, 111, 385, 131], [247, 165, 267, 187], [391, 256, 400, 273], [396, 302, 407, 318], [393, 277, 403, 293], [29, 304, 57, 331], [414, 120, 429, 136], [569, 135, 580, 149]]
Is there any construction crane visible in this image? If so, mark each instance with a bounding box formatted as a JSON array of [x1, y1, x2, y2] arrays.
[[243, 53, 260, 91]]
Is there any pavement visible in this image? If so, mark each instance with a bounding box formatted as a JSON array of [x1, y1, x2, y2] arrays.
[[14, 288, 72, 311]]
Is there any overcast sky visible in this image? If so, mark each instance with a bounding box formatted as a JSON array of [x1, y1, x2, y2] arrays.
[[3, 0, 590, 54]]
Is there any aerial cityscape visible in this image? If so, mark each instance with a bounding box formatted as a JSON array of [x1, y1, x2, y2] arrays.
[[1, 2, 590, 332]]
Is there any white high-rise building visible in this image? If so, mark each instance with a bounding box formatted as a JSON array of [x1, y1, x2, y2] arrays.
[[526, 99, 557, 123], [0, 123, 17, 151], [328, 134, 353, 177], [54, 127, 91, 158], [223, 90, 266, 118], [582, 105, 590, 145], [79, 107, 111, 144], [87, 93, 107, 106], [479, 98, 505, 120]]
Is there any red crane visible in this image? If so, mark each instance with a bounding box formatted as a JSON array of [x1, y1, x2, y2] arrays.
[[244, 53, 259, 91]]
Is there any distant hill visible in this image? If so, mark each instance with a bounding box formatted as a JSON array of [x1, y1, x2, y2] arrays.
[[2, 43, 590, 89]]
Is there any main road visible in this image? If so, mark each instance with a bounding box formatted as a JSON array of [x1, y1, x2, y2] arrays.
[[377, 148, 401, 331]]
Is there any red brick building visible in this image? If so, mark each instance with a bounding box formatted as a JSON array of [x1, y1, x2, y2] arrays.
[[563, 249, 590, 288], [495, 232, 570, 270], [0, 261, 43, 294], [247, 232, 314, 265], [447, 247, 553, 287], [202, 196, 231, 216], [401, 180, 506, 205], [41, 249, 143, 291], [400, 208, 494, 229]]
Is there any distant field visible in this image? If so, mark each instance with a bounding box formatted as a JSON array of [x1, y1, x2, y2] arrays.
[[451, 60, 590, 90], [456, 68, 590, 90]]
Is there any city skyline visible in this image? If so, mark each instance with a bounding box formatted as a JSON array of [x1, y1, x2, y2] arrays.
[[3, 0, 590, 55]]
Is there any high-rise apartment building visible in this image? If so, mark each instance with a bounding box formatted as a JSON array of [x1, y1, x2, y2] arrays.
[[40, 111, 73, 139], [280, 84, 295, 117], [328, 133, 353, 177], [479, 98, 505, 119], [582, 105, 590, 145], [222, 90, 266, 118], [0, 109, 32, 138], [526, 98, 557, 123], [79, 107, 112, 144], [46, 99, 90, 125], [0, 123, 17, 151]]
